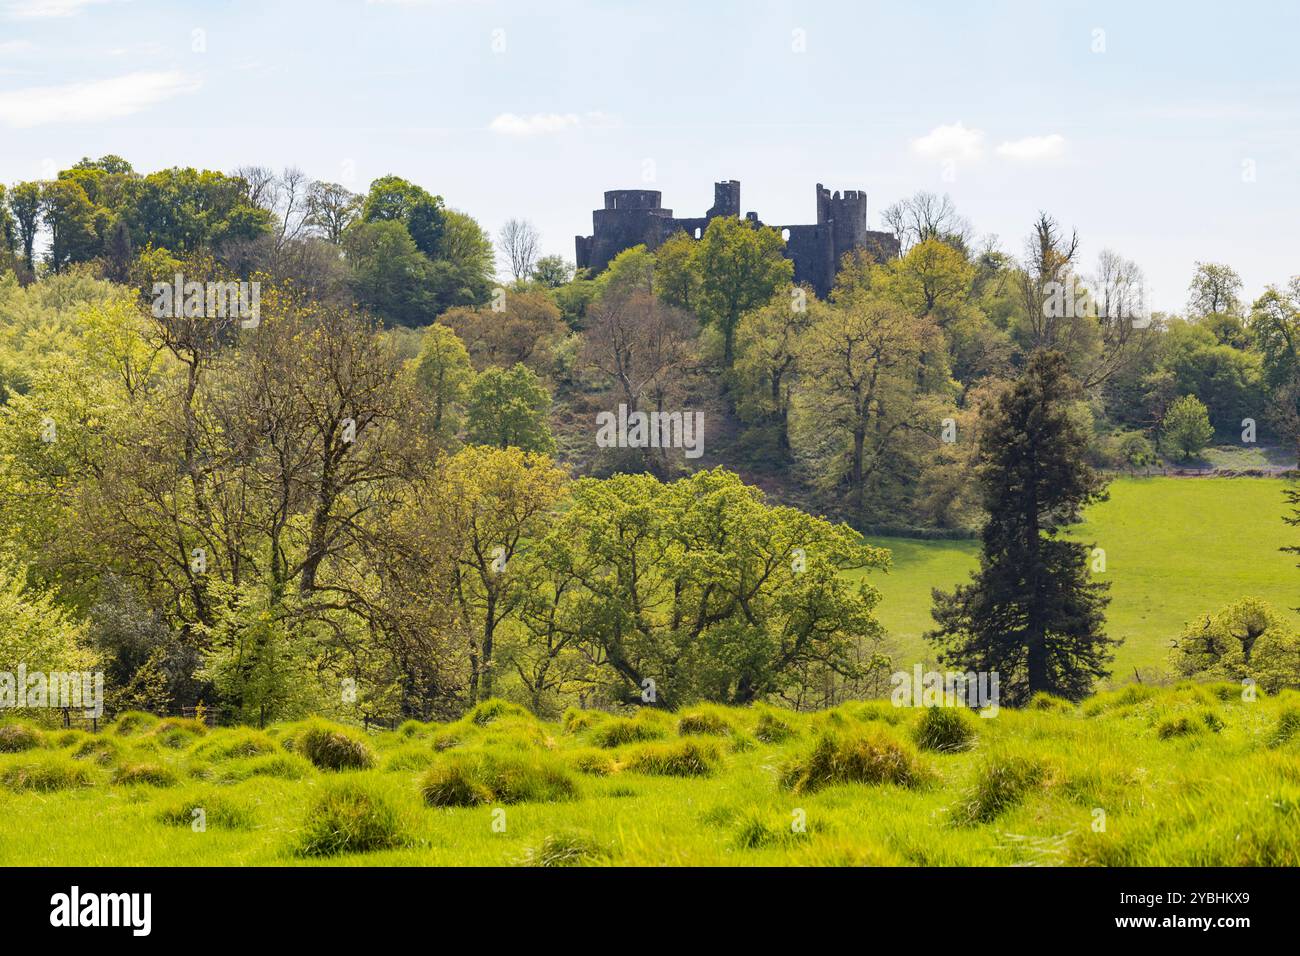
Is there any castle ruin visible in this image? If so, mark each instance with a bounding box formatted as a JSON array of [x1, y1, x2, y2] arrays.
[[575, 180, 900, 298]]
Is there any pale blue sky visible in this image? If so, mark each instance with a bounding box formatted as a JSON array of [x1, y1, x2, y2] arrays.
[[1, 0, 1296, 312]]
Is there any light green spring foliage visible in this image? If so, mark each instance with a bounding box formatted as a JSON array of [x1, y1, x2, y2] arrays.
[[2, 684, 1299, 866]]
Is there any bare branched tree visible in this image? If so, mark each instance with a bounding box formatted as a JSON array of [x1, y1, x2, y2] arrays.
[[880, 191, 973, 254], [498, 218, 541, 281]]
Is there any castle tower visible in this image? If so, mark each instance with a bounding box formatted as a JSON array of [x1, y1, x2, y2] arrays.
[[707, 180, 740, 219]]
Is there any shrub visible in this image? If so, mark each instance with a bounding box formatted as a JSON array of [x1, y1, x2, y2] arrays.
[[291, 721, 376, 771], [677, 706, 734, 737], [1, 755, 94, 792], [516, 830, 612, 867], [421, 751, 578, 807], [593, 716, 667, 748], [622, 739, 721, 778], [954, 754, 1048, 825], [911, 707, 977, 753], [780, 730, 925, 794], [296, 781, 413, 857], [112, 762, 178, 787], [0, 723, 45, 753], [1270, 706, 1300, 748], [111, 711, 158, 736]]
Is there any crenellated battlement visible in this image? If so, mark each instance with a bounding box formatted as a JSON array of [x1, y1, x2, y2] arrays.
[[576, 178, 899, 297]]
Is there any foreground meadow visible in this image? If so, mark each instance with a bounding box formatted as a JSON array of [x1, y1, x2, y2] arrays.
[[2, 684, 1298, 867]]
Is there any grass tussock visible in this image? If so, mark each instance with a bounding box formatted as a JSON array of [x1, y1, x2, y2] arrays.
[[192, 729, 278, 762], [420, 750, 578, 806], [111, 711, 159, 736], [466, 699, 530, 725], [781, 730, 926, 794], [1269, 706, 1300, 748], [515, 829, 613, 867], [112, 762, 178, 787], [622, 739, 721, 777], [0, 723, 45, 753], [289, 721, 376, 771], [156, 793, 255, 830], [753, 708, 797, 743], [296, 781, 414, 857], [676, 705, 735, 737], [592, 714, 669, 748], [1, 755, 94, 792], [953, 753, 1050, 825], [911, 707, 977, 753], [561, 708, 607, 734], [72, 736, 122, 766]]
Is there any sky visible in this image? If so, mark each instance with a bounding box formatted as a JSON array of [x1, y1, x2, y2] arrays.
[[0, 0, 1297, 312]]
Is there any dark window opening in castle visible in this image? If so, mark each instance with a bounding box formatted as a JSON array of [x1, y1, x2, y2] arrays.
[[575, 180, 901, 299]]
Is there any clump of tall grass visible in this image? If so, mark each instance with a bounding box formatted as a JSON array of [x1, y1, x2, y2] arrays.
[[213, 752, 315, 784], [1027, 692, 1073, 712], [753, 708, 797, 743], [150, 717, 207, 749], [1155, 710, 1222, 740], [1270, 706, 1300, 748], [156, 793, 255, 830], [112, 762, 178, 787], [780, 729, 925, 794], [421, 750, 578, 807], [111, 711, 159, 736], [296, 781, 414, 857], [622, 739, 722, 777], [466, 699, 530, 725], [592, 714, 668, 748], [568, 748, 620, 776], [953, 753, 1049, 825], [1082, 684, 1158, 717], [396, 719, 429, 739], [286, 720, 375, 771], [732, 808, 814, 850], [0, 723, 45, 753], [1, 754, 94, 792], [910, 707, 977, 753], [561, 708, 606, 734], [383, 747, 436, 772], [515, 830, 613, 867], [677, 705, 735, 737], [192, 729, 278, 762], [72, 736, 122, 766]]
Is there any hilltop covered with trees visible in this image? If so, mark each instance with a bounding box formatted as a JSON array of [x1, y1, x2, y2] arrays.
[[2, 156, 1299, 722]]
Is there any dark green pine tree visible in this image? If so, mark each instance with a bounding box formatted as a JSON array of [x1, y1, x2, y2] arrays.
[[928, 349, 1118, 704]]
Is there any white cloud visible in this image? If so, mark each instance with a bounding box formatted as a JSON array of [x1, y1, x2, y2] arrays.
[[995, 133, 1066, 162], [3, 0, 114, 19], [0, 71, 200, 127], [489, 111, 617, 136], [911, 122, 985, 162], [0, 40, 37, 55]]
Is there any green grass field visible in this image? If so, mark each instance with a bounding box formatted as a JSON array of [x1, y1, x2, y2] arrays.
[[862, 477, 1300, 677], [2, 687, 1298, 866]]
